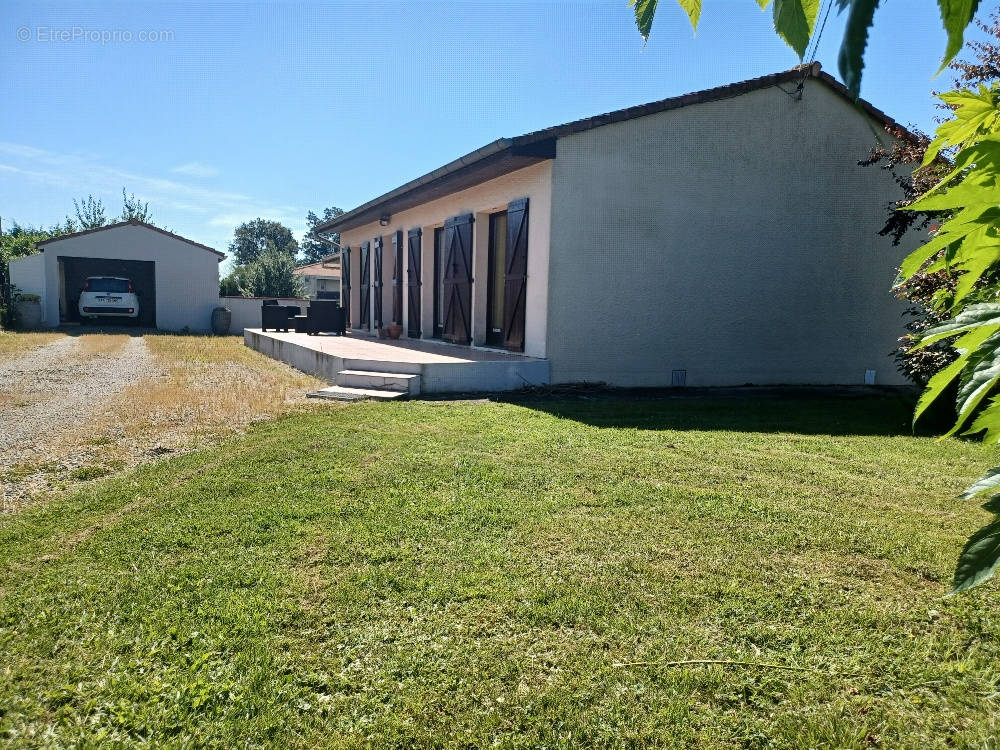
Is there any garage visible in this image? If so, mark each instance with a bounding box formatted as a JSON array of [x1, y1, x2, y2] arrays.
[[59, 256, 156, 326], [9, 219, 225, 332]]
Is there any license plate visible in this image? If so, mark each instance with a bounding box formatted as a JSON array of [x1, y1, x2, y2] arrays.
[[98, 297, 122, 302]]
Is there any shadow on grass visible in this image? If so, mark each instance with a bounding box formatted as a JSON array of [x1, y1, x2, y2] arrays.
[[492, 385, 953, 438]]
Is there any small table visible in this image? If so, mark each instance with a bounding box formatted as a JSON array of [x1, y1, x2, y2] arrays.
[[292, 315, 309, 333]]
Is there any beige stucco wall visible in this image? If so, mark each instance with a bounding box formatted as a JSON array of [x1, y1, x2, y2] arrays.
[[37, 224, 221, 332], [340, 161, 552, 358], [545, 79, 917, 387]]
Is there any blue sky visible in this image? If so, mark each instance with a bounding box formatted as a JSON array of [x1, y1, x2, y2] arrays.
[[1, 1, 992, 267]]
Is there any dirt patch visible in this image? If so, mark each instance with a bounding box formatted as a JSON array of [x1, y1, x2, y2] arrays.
[[0, 336, 160, 509], [1, 333, 326, 512]]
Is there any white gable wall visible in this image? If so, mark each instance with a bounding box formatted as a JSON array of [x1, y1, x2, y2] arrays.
[[38, 224, 221, 332], [9, 253, 46, 320], [546, 79, 917, 387]]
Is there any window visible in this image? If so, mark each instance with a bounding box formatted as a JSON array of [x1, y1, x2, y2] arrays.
[[433, 227, 445, 338], [486, 211, 507, 347]]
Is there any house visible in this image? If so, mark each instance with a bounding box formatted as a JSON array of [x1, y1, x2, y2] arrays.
[[293, 256, 341, 301], [309, 63, 919, 389], [9, 219, 224, 331]]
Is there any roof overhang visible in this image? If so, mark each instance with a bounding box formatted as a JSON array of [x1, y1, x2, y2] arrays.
[[314, 137, 556, 234]]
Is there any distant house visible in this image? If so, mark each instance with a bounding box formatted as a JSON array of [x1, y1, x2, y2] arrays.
[[9, 219, 223, 331], [315, 64, 919, 388], [294, 256, 340, 301]]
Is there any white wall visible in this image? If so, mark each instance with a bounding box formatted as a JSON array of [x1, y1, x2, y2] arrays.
[[222, 296, 310, 333], [37, 224, 221, 332], [9, 253, 46, 324], [545, 79, 918, 387], [340, 161, 553, 358]]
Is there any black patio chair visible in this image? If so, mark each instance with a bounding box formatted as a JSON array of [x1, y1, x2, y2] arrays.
[[304, 300, 346, 335], [261, 302, 301, 332]]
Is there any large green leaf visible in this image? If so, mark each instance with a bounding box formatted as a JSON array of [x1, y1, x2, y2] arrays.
[[836, 0, 880, 98], [913, 325, 1000, 426], [923, 87, 999, 166], [896, 206, 1000, 283], [945, 333, 1000, 437], [773, 0, 820, 58], [952, 516, 1000, 593], [952, 242, 1000, 306], [963, 400, 1000, 444], [913, 304, 1000, 350], [914, 135, 1000, 209], [960, 466, 1000, 499], [677, 0, 702, 29], [937, 0, 983, 74], [631, 0, 660, 39]]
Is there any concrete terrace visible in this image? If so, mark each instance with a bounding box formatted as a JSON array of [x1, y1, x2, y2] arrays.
[[245, 329, 550, 398]]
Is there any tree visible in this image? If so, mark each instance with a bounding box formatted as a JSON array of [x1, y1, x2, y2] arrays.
[[630, 0, 980, 98], [300, 207, 344, 264], [237, 247, 305, 297], [119, 188, 152, 223], [72, 195, 107, 230], [228, 219, 299, 266], [860, 11, 1000, 385], [891, 85, 1000, 592]]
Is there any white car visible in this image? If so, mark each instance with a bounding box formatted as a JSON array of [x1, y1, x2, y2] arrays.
[[78, 276, 140, 320]]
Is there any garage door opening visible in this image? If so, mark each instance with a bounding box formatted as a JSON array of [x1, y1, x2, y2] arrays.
[[58, 256, 156, 327]]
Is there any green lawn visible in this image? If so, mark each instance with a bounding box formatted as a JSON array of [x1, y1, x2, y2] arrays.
[[2, 393, 999, 748]]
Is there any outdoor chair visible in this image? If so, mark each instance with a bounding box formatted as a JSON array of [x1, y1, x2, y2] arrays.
[[304, 300, 346, 335], [261, 302, 301, 332]]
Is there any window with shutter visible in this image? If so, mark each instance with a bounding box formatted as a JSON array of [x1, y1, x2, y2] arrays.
[[342, 246, 351, 328], [372, 236, 383, 328], [442, 214, 474, 345], [432, 228, 444, 338], [503, 197, 529, 352], [407, 228, 422, 337], [359, 241, 370, 330], [392, 230, 403, 325]]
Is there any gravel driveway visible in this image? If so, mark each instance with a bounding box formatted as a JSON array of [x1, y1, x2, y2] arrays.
[[0, 335, 160, 509]]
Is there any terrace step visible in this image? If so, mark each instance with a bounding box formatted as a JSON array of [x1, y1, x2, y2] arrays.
[[335, 369, 421, 395], [307, 385, 408, 402]]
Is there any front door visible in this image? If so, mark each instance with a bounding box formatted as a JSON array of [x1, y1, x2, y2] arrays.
[[485, 211, 508, 347]]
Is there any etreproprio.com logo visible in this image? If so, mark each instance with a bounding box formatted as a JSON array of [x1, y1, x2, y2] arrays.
[[17, 26, 175, 44]]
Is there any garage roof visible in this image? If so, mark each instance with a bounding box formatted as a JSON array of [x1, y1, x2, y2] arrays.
[[36, 219, 225, 260]]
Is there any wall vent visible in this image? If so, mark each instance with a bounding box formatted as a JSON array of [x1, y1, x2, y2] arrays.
[[671, 369, 687, 387]]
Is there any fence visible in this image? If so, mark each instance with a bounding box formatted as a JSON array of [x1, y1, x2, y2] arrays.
[[220, 296, 311, 334]]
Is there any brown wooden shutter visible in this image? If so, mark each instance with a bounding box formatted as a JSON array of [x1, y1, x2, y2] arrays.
[[359, 241, 370, 329], [407, 228, 422, 337], [372, 236, 383, 328], [391, 230, 403, 324], [442, 214, 474, 345], [503, 198, 529, 351], [342, 246, 351, 328]]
